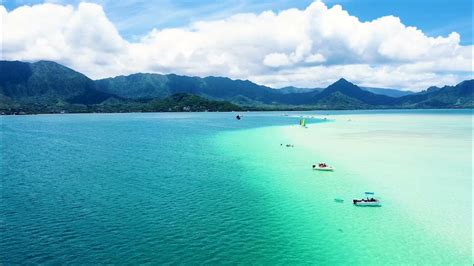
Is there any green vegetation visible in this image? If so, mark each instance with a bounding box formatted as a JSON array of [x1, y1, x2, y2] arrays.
[[0, 93, 241, 115], [0, 60, 472, 115]]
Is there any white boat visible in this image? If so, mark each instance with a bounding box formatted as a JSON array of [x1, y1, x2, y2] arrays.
[[312, 163, 334, 171], [353, 192, 381, 207], [353, 200, 381, 207]]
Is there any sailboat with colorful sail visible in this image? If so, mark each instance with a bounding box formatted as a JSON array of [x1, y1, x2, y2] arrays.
[[299, 118, 307, 128]]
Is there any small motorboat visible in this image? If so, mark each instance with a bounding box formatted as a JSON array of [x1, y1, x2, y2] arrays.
[[353, 192, 381, 207], [312, 163, 334, 171]]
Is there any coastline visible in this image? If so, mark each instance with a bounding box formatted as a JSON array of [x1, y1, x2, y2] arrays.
[[1, 107, 472, 116]]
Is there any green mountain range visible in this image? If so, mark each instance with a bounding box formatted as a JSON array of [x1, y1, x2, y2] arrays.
[[0, 60, 472, 114]]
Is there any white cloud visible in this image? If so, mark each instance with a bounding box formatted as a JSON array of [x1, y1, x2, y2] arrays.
[[0, 1, 472, 90], [305, 53, 326, 63], [263, 53, 291, 67]]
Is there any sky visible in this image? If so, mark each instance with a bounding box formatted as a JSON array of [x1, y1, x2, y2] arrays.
[[1, 0, 473, 90]]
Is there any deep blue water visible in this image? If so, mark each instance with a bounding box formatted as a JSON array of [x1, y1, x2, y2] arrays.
[[1, 112, 305, 263]]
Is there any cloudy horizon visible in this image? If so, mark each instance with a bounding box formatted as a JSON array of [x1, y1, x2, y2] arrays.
[[1, 0, 472, 91]]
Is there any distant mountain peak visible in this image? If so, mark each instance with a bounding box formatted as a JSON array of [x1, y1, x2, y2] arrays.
[[334, 78, 352, 85], [316, 76, 399, 106], [326, 78, 359, 91]]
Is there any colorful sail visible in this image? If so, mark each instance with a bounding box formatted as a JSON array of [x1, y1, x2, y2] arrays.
[[300, 119, 306, 127]]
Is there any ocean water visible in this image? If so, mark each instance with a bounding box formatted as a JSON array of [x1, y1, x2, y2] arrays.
[[1, 110, 472, 264]]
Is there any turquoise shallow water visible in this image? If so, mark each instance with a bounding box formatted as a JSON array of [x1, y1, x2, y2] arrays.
[[1, 110, 472, 264]]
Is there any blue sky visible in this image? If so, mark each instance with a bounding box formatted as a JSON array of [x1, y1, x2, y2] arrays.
[[4, 0, 473, 44]]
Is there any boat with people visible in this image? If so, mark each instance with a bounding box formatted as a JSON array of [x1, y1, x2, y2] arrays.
[[280, 144, 294, 148], [312, 163, 334, 171], [353, 192, 381, 207]]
